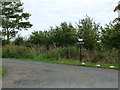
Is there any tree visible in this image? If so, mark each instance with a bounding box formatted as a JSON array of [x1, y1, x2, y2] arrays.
[[76, 16, 100, 49], [101, 22, 120, 49], [114, 1, 120, 12], [114, 1, 120, 22], [111, 1, 120, 49], [29, 30, 53, 50], [14, 35, 25, 45], [50, 22, 77, 47], [1, 2, 32, 44], [48, 22, 77, 59], [60, 22, 77, 46], [29, 31, 46, 46]]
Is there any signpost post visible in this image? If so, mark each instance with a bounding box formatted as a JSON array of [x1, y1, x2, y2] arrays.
[[77, 38, 84, 62]]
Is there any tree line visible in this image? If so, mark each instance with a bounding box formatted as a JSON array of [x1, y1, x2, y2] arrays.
[[1, 1, 120, 50]]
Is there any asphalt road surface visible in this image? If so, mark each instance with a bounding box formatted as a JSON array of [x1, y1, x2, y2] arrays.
[[2, 59, 118, 88]]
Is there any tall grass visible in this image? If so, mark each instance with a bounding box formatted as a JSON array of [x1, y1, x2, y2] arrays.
[[2, 45, 35, 58], [2, 45, 119, 64]]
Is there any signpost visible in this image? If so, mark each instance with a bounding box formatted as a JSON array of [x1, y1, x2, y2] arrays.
[[77, 38, 84, 62]]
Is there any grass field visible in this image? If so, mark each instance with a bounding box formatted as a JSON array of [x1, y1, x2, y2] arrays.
[[3, 58, 120, 70]]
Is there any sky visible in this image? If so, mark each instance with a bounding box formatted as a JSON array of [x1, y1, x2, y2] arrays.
[[20, 0, 119, 37]]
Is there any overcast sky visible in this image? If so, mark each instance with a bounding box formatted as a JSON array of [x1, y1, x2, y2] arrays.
[[20, 0, 119, 37]]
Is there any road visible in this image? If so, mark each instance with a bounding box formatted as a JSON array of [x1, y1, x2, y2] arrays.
[[2, 59, 118, 88]]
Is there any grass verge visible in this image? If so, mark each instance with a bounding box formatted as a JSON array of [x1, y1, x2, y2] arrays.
[[3, 58, 120, 70], [0, 67, 7, 76]]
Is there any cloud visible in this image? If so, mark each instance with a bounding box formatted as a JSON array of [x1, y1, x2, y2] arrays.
[[20, 0, 118, 36]]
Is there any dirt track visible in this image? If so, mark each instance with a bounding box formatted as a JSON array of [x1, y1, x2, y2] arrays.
[[2, 59, 118, 88]]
